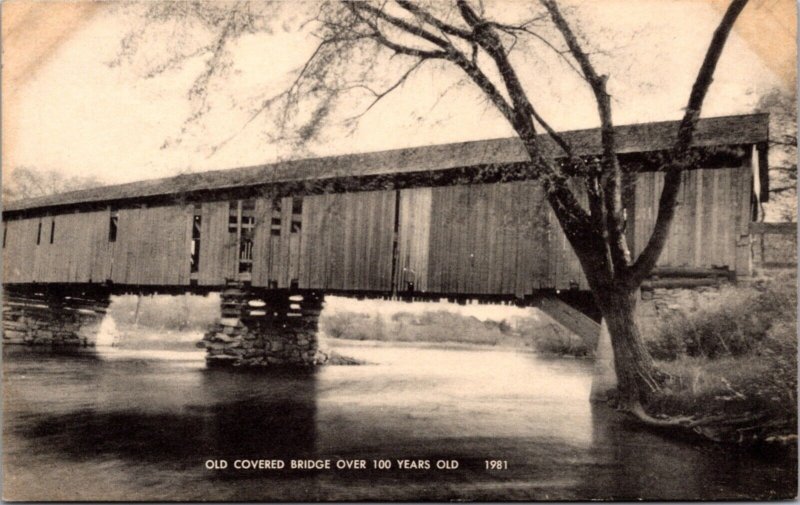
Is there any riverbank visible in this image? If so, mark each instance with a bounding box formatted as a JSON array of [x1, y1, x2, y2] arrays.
[[643, 272, 797, 447]]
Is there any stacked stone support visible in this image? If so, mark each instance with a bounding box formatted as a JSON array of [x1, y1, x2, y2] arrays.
[[638, 283, 729, 336], [200, 282, 328, 367], [2, 286, 110, 346]]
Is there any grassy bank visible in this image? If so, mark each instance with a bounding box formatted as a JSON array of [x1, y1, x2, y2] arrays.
[[645, 272, 797, 445]]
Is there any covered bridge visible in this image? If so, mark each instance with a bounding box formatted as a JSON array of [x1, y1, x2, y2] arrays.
[[1, 113, 770, 362], [3, 113, 768, 297]]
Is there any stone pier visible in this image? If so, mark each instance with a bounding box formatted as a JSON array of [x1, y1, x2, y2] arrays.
[[2, 285, 110, 347], [200, 283, 328, 367]]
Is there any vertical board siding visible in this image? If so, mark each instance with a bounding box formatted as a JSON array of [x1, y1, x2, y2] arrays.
[[198, 201, 236, 285], [4, 211, 111, 284], [734, 151, 755, 276], [426, 180, 586, 296], [2, 165, 750, 290], [251, 198, 271, 287], [4, 218, 38, 283], [111, 205, 192, 285], [300, 190, 395, 291], [631, 166, 743, 270], [251, 196, 304, 288]]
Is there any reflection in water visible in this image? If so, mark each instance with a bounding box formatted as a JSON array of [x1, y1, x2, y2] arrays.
[[16, 375, 317, 465], [3, 343, 796, 501]]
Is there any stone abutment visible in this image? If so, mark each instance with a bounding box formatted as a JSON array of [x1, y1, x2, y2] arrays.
[[2, 286, 110, 346], [199, 283, 328, 367]]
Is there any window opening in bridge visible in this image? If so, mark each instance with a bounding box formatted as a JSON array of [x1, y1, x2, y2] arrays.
[[50, 220, 55, 244], [241, 199, 255, 228], [2, 225, 6, 249], [291, 197, 302, 233], [228, 201, 238, 233], [239, 199, 255, 274], [271, 198, 282, 237], [190, 214, 202, 273], [109, 211, 118, 242], [36, 222, 42, 245]]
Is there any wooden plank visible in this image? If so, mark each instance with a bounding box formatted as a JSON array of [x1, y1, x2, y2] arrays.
[[354, 192, 365, 289], [380, 190, 395, 290], [362, 192, 374, 290], [690, 169, 703, 267], [700, 169, 716, 267], [512, 183, 529, 297], [425, 188, 440, 292], [298, 197, 312, 288], [475, 185, 491, 294], [708, 169, 720, 266], [750, 222, 797, 234], [536, 296, 600, 349], [405, 188, 417, 291], [651, 266, 733, 278], [198, 201, 229, 285], [735, 159, 754, 276], [717, 168, 733, 267], [250, 198, 269, 287], [90, 210, 112, 283], [676, 170, 692, 267], [277, 197, 290, 287], [485, 184, 500, 292]]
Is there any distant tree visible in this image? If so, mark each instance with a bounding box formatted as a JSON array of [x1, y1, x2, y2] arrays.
[[115, 0, 750, 418], [3, 166, 104, 202], [756, 87, 797, 222]]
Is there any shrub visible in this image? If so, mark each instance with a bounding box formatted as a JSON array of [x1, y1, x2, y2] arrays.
[[646, 275, 796, 360], [533, 332, 590, 357]]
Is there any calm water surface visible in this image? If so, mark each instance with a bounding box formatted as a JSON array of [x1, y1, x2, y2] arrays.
[[3, 341, 796, 501]]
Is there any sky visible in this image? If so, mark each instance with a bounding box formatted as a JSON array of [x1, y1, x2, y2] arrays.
[[2, 0, 796, 187]]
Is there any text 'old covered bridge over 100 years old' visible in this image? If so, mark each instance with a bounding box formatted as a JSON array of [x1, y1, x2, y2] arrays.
[[2, 113, 770, 367]]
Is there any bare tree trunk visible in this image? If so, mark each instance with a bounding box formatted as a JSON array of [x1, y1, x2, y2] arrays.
[[594, 286, 661, 409]]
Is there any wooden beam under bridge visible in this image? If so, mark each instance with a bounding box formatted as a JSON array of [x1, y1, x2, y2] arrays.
[[529, 295, 601, 349]]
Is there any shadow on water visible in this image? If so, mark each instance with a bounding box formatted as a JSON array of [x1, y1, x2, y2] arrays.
[[2, 344, 103, 362], [11, 370, 317, 469]]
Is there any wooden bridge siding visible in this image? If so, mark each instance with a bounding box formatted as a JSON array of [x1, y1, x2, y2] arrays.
[[50, 211, 110, 283], [2, 164, 752, 289], [545, 180, 590, 291], [631, 166, 745, 272], [298, 193, 328, 289], [395, 188, 425, 292], [299, 190, 395, 291], [250, 198, 269, 287], [3, 210, 110, 284], [251, 196, 301, 288], [110, 205, 192, 285], [197, 201, 236, 285], [735, 152, 755, 276], [424, 181, 587, 296], [4, 218, 37, 283]]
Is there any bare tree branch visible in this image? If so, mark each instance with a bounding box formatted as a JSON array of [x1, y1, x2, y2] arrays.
[[348, 1, 451, 50], [395, 0, 473, 39], [629, 0, 750, 284], [342, 57, 428, 123], [541, 0, 629, 274], [347, 3, 450, 58]]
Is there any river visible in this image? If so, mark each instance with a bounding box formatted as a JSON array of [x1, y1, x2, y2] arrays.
[[3, 341, 796, 501]]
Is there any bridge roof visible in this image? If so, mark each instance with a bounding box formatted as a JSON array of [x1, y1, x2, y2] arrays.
[[5, 113, 768, 213]]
